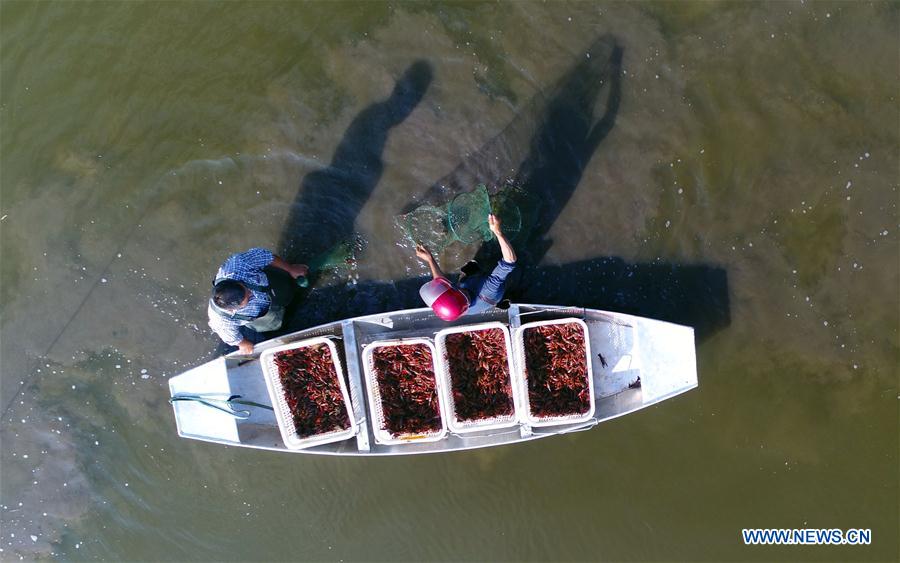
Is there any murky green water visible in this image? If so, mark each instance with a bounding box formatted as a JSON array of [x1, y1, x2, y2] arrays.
[[1, 1, 897, 561]]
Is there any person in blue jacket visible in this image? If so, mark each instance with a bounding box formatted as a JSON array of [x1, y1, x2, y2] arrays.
[[415, 214, 518, 321]]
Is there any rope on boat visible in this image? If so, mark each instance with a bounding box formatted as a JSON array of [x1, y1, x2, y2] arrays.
[[169, 393, 273, 419]]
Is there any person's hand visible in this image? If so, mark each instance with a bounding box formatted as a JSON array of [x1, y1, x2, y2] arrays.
[[288, 263, 309, 279], [237, 340, 254, 355], [415, 244, 433, 263], [488, 213, 503, 235]]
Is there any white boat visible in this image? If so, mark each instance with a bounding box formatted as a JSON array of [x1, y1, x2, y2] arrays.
[[168, 304, 698, 456]]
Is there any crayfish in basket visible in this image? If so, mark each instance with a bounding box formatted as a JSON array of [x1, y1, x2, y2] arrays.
[[372, 344, 443, 436], [274, 345, 351, 438], [444, 329, 514, 422], [522, 323, 591, 417]]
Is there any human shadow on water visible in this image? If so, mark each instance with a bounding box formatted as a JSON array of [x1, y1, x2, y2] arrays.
[[215, 62, 432, 355], [401, 35, 623, 267], [283, 256, 729, 343], [490, 35, 623, 266], [274, 37, 730, 348], [278, 60, 433, 263]]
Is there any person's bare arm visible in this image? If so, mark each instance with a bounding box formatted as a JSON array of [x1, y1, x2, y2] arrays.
[[488, 214, 517, 263], [270, 254, 309, 279], [415, 244, 447, 280]]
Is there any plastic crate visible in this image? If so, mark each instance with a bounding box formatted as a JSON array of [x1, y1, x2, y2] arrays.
[[434, 322, 520, 434], [512, 318, 596, 427], [361, 338, 447, 445], [260, 337, 358, 450]]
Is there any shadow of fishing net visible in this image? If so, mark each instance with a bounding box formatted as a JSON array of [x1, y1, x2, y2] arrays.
[[305, 235, 366, 283]]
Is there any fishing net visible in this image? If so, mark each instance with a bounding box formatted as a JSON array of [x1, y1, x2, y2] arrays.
[[400, 204, 454, 250], [447, 185, 492, 244], [396, 36, 621, 261], [397, 184, 524, 250]]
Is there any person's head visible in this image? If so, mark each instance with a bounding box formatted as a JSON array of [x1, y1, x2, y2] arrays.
[[213, 279, 247, 310], [419, 278, 469, 321]]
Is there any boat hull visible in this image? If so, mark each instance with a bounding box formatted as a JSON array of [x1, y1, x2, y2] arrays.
[[168, 304, 697, 456]]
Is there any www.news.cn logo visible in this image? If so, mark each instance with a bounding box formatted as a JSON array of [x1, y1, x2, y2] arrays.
[[742, 528, 872, 545]]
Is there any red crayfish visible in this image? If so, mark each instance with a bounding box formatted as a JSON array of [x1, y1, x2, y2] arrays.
[[372, 344, 442, 436], [444, 328, 514, 422], [274, 344, 351, 438], [522, 323, 591, 417]]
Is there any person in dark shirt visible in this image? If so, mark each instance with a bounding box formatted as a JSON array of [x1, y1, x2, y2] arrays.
[[207, 248, 307, 353]]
